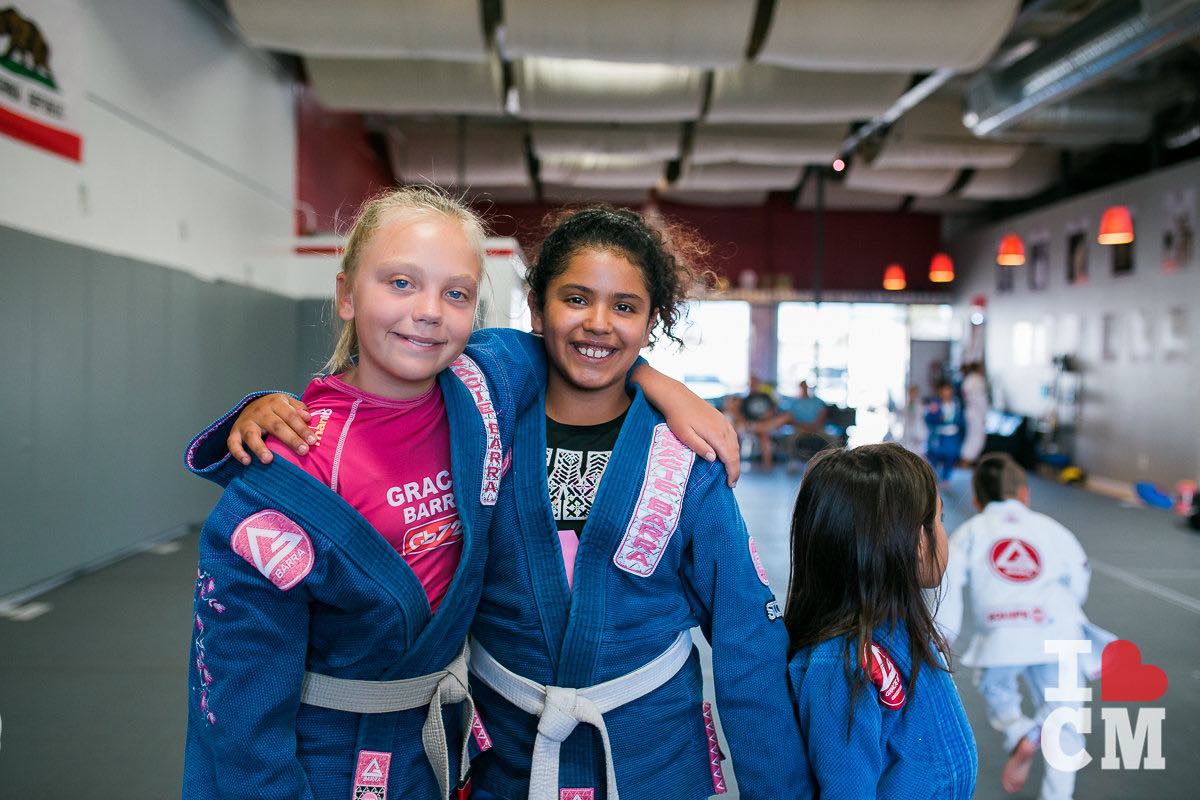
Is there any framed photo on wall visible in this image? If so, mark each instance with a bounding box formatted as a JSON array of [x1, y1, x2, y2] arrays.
[[1028, 236, 1050, 290], [1112, 240, 1134, 275], [996, 263, 1015, 293], [1066, 224, 1089, 284], [1162, 188, 1196, 272]]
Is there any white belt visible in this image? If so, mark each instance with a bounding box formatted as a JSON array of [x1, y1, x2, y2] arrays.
[[300, 643, 473, 800], [469, 631, 693, 800]]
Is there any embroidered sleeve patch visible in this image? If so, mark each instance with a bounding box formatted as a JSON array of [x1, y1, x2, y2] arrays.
[[865, 642, 907, 709], [230, 510, 314, 591], [449, 354, 502, 506], [613, 424, 695, 578], [748, 536, 770, 586]]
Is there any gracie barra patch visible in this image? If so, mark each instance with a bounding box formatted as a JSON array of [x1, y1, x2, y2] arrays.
[[230, 510, 314, 590], [865, 642, 906, 710], [561, 790, 594, 800], [449, 354, 502, 507], [989, 537, 1042, 582], [748, 536, 770, 586], [470, 709, 493, 752], [613, 424, 695, 578], [353, 750, 390, 800]]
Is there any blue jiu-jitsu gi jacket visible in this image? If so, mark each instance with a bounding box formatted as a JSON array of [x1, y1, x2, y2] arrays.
[[470, 333, 809, 800], [789, 624, 977, 800], [181, 337, 529, 800]]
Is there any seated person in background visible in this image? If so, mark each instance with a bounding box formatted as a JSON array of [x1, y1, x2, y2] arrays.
[[788, 380, 828, 434], [725, 376, 784, 468]]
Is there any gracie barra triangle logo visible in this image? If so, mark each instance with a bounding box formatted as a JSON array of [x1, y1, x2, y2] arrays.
[[561, 790, 594, 800], [990, 537, 1042, 582], [230, 510, 314, 591], [246, 527, 302, 576]]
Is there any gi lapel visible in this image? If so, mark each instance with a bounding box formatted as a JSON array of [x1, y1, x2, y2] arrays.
[[513, 385, 573, 670], [555, 390, 658, 688]]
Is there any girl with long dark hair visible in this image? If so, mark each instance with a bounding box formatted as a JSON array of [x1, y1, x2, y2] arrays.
[[785, 442, 977, 799]]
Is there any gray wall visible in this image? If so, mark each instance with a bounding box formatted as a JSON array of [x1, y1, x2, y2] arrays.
[[0, 225, 305, 598], [297, 298, 337, 386], [948, 157, 1200, 486]]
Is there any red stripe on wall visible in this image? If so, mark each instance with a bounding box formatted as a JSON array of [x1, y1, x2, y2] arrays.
[[0, 105, 82, 162], [294, 245, 343, 255]]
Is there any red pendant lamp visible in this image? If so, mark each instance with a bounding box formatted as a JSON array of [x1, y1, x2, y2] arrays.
[[882, 263, 907, 291], [1098, 205, 1134, 245], [929, 252, 955, 283], [997, 233, 1025, 266]]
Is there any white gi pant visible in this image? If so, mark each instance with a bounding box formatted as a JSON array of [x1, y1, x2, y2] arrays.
[[976, 663, 1083, 800]]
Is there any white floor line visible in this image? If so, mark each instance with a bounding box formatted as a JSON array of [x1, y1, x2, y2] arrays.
[[1092, 560, 1200, 616], [0, 601, 53, 621]]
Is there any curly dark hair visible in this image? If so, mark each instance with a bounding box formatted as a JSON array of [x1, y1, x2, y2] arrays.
[[526, 206, 713, 348]]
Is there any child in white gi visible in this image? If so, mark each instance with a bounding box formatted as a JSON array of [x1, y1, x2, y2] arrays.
[[937, 452, 1112, 800]]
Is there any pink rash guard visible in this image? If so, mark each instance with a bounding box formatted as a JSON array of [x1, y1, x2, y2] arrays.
[[268, 374, 462, 613]]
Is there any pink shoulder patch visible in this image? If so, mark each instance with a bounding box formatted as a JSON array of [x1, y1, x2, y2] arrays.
[[865, 642, 907, 709], [230, 510, 314, 591], [748, 536, 770, 586], [613, 424, 695, 578]]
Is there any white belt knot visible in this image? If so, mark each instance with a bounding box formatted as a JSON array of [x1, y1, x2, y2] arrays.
[[470, 631, 694, 800]]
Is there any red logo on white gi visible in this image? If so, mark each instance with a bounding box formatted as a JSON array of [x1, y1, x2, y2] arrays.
[[353, 750, 391, 800], [748, 536, 770, 586], [230, 510, 314, 590], [402, 514, 463, 556], [613, 424, 695, 578], [865, 643, 906, 709], [560, 790, 594, 800], [989, 537, 1042, 582], [449, 354, 501, 507]]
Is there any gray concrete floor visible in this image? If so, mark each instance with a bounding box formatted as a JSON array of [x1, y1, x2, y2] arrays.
[[1, 469, 1197, 798]]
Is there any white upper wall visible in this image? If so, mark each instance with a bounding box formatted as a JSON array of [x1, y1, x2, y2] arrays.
[[949, 156, 1200, 485], [0, 0, 299, 293]]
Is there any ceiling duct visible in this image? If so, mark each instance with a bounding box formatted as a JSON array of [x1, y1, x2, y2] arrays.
[[539, 157, 666, 188], [513, 58, 705, 122], [960, 147, 1060, 199], [691, 124, 845, 166], [503, 0, 756, 67], [844, 163, 959, 196], [708, 65, 910, 124], [387, 121, 529, 186], [964, 0, 1200, 136], [227, 0, 487, 60], [759, 0, 1020, 72], [872, 98, 1026, 169], [531, 124, 682, 162], [675, 163, 804, 192], [308, 57, 504, 114]]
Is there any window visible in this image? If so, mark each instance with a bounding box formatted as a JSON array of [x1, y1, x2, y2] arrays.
[[644, 301, 751, 400]]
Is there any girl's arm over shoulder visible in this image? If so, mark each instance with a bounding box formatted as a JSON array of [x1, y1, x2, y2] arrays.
[[225, 394, 314, 466], [184, 390, 305, 487], [632, 364, 741, 486], [467, 328, 740, 484]]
